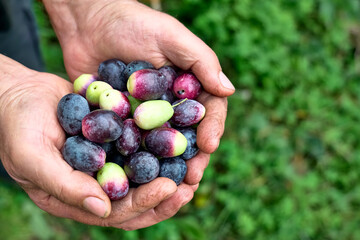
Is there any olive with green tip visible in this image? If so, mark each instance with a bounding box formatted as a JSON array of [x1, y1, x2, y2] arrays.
[[97, 162, 129, 200], [99, 89, 130, 120], [86, 81, 113, 107], [127, 69, 167, 100], [133, 100, 174, 130], [145, 127, 187, 157], [73, 74, 97, 97]]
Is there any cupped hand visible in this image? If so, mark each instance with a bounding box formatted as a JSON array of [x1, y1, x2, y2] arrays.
[[49, 0, 233, 177], [0, 57, 193, 230], [42, 0, 234, 229], [55, 1, 235, 96]]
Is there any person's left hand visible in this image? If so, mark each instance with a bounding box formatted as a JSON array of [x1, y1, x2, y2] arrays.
[[0, 55, 195, 230]]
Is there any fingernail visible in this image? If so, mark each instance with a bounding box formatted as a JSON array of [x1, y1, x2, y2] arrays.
[[83, 197, 108, 218], [219, 71, 235, 91]]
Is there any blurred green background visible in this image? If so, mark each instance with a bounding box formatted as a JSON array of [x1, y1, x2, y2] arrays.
[[1, 0, 360, 239]]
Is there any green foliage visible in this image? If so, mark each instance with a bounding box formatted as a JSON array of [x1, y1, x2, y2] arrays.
[[163, 0, 360, 239], [1, 0, 360, 239]]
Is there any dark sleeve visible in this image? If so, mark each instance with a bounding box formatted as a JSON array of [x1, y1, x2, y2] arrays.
[[0, 0, 45, 71]]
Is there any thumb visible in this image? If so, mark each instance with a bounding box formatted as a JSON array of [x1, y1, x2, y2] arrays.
[[23, 147, 111, 218], [158, 20, 235, 97]]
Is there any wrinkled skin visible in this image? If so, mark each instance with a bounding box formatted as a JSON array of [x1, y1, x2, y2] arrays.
[[0, 0, 234, 231], [0, 59, 189, 229]]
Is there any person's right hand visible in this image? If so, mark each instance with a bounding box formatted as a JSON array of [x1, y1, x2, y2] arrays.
[[0, 55, 194, 230]]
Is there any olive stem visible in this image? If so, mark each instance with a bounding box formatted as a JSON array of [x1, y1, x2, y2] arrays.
[[171, 98, 188, 108]]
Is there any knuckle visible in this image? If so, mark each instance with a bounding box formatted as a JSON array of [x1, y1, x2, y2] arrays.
[[28, 191, 52, 211], [191, 168, 204, 185], [155, 197, 183, 220], [212, 113, 224, 133], [156, 204, 178, 220], [133, 191, 157, 213], [54, 183, 65, 201], [191, 184, 200, 192], [182, 188, 194, 205], [98, 218, 112, 228]]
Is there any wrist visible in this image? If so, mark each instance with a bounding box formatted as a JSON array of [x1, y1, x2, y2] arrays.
[[0, 55, 35, 161]]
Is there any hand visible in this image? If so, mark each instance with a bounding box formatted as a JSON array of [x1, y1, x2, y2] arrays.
[[46, 0, 233, 169], [42, 0, 234, 229], [0, 55, 193, 230], [45, 1, 235, 95]]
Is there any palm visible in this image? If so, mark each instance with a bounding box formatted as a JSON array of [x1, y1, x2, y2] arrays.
[[0, 70, 195, 229], [0, 73, 72, 185]]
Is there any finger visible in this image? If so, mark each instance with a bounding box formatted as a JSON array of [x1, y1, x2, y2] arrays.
[[110, 177, 177, 222], [19, 147, 112, 218], [191, 183, 199, 192], [117, 183, 194, 231], [183, 151, 210, 185], [158, 19, 235, 97], [196, 92, 228, 153], [25, 177, 177, 226]]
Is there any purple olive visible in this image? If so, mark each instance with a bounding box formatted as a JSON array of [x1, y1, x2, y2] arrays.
[[61, 135, 105, 172], [145, 128, 187, 157], [158, 66, 177, 90], [116, 119, 141, 156], [127, 69, 167, 100], [173, 73, 202, 99], [98, 59, 127, 91], [82, 110, 123, 143], [171, 99, 206, 127], [57, 93, 90, 135], [97, 162, 129, 200], [124, 151, 159, 184]]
